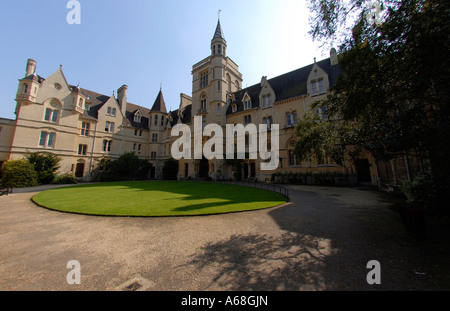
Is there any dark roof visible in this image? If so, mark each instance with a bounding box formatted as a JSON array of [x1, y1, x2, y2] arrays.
[[21, 74, 45, 83], [169, 104, 192, 127], [226, 58, 341, 115], [72, 86, 151, 130], [151, 90, 167, 113], [125, 103, 150, 130], [212, 19, 225, 41]]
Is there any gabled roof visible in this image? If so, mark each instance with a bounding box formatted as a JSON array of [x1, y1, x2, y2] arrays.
[[226, 57, 341, 115], [69, 86, 150, 129], [151, 90, 167, 113]]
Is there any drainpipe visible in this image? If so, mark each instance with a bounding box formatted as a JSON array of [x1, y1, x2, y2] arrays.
[[88, 121, 98, 181], [404, 154, 411, 181]]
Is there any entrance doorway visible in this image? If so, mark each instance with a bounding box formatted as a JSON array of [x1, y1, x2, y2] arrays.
[[199, 157, 209, 178], [355, 159, 371, 183], [75, 161, 85, 178]]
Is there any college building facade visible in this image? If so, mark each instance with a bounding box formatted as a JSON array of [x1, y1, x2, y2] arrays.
[[0, 20, 415, 187]]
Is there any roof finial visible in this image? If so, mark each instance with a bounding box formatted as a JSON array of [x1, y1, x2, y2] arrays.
[[160, 82, 162, 91], [218, 9, 221, 20]]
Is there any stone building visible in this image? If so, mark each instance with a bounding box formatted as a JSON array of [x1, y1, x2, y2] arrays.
[[0, 19, 413, 186]]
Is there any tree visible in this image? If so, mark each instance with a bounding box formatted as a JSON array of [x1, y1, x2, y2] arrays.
[[162, 158, 179, 180], [306, 0, 450, 208], [25, 152, 61, 184], [97, 152, 151, 181]]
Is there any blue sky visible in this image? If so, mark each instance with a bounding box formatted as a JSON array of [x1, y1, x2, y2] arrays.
[[0, 0, 328, 119]]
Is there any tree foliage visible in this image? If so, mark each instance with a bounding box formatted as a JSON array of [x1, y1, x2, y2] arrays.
[[97, 152, 151, 182], [305, 0, 450, 206], [162, 158, 179, 180], [25, 152, 61, 184]]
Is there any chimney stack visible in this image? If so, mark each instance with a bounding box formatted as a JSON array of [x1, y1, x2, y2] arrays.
[[330, 48, 338, 66], [26, 59, 36, 77], [117, 84, 128, 116]]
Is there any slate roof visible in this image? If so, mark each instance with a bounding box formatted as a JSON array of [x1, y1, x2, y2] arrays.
[[151, 90, 167, 113], [169, 104, 192, 127], [226, 57, 341, 115], [67, 86, 151, 130], [21, 74, 45, 84], [212, 19, 225, 41]]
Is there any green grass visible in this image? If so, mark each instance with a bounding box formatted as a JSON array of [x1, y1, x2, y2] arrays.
[[32, 181, 287, 217]]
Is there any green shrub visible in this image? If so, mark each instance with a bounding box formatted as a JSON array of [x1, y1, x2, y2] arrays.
[[96, 152, 151, 182], [1, 159, 38, 188], [25, 152, 61, 184], [400, 173, 435, 207], [52, 173, 78, 184]]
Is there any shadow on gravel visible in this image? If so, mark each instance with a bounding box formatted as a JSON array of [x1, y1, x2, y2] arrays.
[[187, 186, 450, 290]]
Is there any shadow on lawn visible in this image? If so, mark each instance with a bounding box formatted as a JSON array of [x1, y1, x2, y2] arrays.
[[35, 181, 287, 214]]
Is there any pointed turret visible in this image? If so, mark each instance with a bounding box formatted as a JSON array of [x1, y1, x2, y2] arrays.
[[151, 89, 167, 113], [212, 19, 225, 41], [211, 19, 227, 57]]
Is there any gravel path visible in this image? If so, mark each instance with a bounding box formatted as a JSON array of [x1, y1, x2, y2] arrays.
[[0, 184, 449, 291]]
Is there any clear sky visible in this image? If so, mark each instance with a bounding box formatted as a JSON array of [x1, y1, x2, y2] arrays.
[[0, 0, 328, 119]]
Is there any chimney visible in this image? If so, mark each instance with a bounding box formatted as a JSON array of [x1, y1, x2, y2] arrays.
[[330, 48, 338, 65], [117, 84, 128, 116], [26, 59, 36, 77]]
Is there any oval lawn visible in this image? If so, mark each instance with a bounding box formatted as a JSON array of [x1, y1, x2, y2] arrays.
[[32, 181, 287, 217]]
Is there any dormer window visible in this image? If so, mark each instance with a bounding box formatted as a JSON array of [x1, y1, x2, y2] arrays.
[[134, 111, 142, 123], [244, 97, 252, 110], [78, 98, 84, 107], [23, 84, 28, 93], [232, 104, 237, 113], [311, 78, 325, 95]]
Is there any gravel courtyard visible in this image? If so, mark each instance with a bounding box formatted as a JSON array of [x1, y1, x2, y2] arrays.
[[0, 184, 449, 291]]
